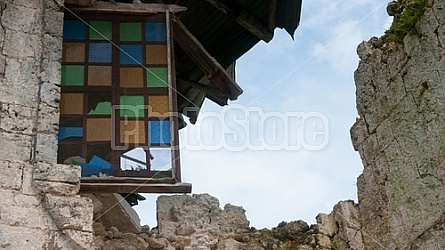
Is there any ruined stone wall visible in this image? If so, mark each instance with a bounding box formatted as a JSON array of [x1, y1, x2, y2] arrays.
[[0, 1, 96, 249], [0, 0, 63, 163], [352, 0, 445, 248]]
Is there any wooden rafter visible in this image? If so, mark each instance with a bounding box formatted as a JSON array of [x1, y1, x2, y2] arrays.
[[172, 17, 243, 100], [268, 0, 278, 32], [205, 0, 273, 42]]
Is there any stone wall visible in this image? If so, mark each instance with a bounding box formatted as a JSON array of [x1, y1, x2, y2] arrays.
[[0, 161, 94, 249], [0, 1, 94, 249], [0, 0, 62, 163], [92, 194, 362, 250], [352, 0, 445, 248]]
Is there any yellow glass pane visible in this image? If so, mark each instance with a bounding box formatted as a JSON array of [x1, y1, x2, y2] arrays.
[[120, 67, 144, 88], [88, 66, 112, 86], [62, 42, 85, 63], [120, 120, 146, 144], [60, 93, 83, 115], [149, 95, 169, 117], [146, 44, 167, 65], [86, 118, 111, 141]]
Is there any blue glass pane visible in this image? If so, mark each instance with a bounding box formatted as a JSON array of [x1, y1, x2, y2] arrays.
[[63, 20, 86, 40], [89, 43, 112, 63], [58, 127, 83, 141], [149, 120, 171, 145], [120, 44, 143, 65], [145, 22, 167, 42]]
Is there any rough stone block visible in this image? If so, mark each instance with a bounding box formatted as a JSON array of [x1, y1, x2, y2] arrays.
[[11, 0, 44, 10], [0, 103, 36, 135], [42, 33, 62, 67], [34, 162, 80, 184], [44, 194, 93, 232], [3, 29, 42, 59], [36, 103, 59, 133], [34, 133, 58, 163], [40, 80, 61, 108], [0, 224, 49, 249], [33, 180, 80, 196], [315, 213, 337, 237], [0, 161, 24, 190], [0, 188, 40, 208], [1, 58, 39, 107], [1, 3, 43, 34], [43, 10, 63, 36], [0, 203, 50, 229]]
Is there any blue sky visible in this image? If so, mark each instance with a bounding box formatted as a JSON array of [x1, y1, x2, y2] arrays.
[[135, 0, 393, 229]]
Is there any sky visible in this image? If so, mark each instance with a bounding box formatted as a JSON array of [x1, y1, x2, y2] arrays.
[[135, 0, 393, 229]]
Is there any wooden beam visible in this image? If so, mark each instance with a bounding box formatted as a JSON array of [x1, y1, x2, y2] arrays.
[[79, 182, 192, 194], [236, 11, 273, 42], [205, 0, 273, 42], [180, 78, 224, 98], [81, 176, 176, 184], [172, 18, 243, 100], [268, 0, 278, 32], [69, 2, 187, 15]]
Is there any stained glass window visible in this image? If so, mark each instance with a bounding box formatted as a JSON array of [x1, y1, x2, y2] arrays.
[[58, 12, 178, 178]]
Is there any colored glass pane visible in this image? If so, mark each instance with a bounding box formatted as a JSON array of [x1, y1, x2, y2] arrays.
[[120, 44, 143, 65], [86, 118, 112, 141], [58, 127, 83, 141], [61, 65, 84, 86], [145, 22, 167, 41], [120, 22, 142, 41], [147, 67, 168, 87], [120, 95, 145, 118], [88, 66, 112, 86], [120, 120, 146, 144], [120, 67, 144, 88], [60, 93, 83, 115], [89, 43, 112, 63], [146, 44, 167, 65], [149, 120, 171, 145], [149, 96, 169, 117], [63, 20, 86, 40], [88, 92, 112, 115], [89, 20, 112, 40], [62, 42, 85, 63]]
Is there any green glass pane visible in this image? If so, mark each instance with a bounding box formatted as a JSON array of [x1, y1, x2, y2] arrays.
[[89, 21, 112, 40], [120, 95, 145, 118], [147, 67, 168, 88], [61, 65, 84, 86], [88, 101, 112, 115], [120, 22, 142, 41]]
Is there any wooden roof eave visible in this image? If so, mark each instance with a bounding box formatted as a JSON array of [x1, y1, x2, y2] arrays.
[[172, 17, 243, 101]]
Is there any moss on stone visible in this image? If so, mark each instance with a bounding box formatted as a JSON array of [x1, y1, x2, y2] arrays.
[[385, 0, 426, 43]]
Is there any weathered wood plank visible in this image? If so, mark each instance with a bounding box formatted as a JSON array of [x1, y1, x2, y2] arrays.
[[69, 2, 187, 15], [172, 18, 243, 100], [81, 176, 176, 184], [79, 182, 192, 193]]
